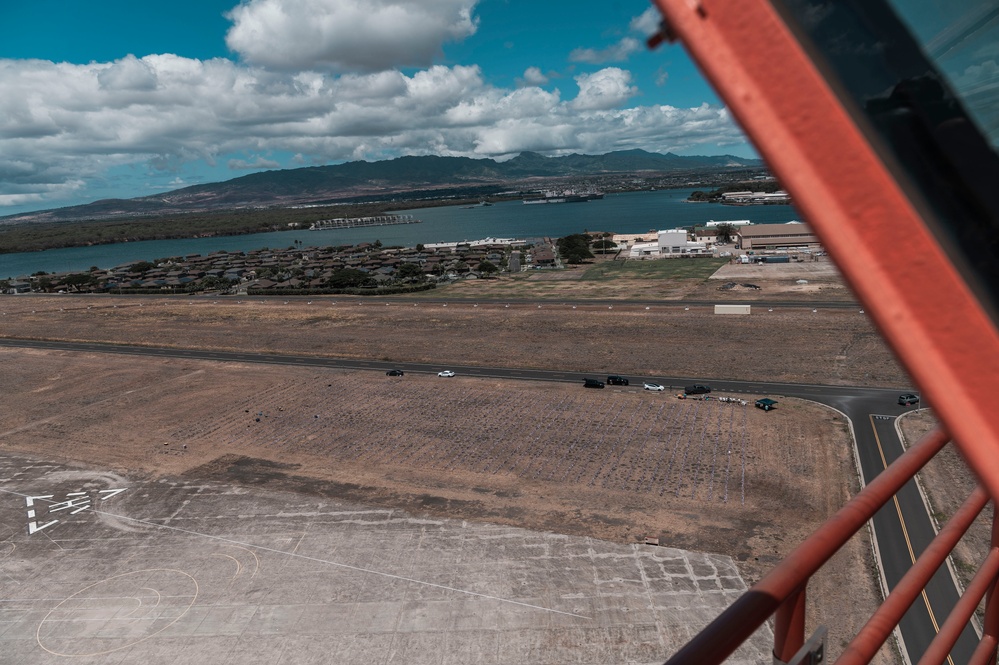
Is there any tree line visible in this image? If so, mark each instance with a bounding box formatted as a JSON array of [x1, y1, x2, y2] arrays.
[[0, 199, 479, 254]]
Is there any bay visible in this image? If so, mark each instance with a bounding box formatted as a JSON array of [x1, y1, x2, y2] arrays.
[[0, 188, 799, 278]]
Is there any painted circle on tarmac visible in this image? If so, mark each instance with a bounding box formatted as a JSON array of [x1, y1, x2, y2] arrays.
[[36, 568, 198, 657]]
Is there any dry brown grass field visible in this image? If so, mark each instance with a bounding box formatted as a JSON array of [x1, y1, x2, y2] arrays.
[[0, 347, 885, 661]]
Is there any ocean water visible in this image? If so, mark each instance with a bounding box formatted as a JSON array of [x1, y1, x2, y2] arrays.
[[0, 188, 799, 278]]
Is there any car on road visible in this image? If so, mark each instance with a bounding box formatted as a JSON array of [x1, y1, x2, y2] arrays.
[[898, 393, 919, 406], [437, 370, 456, 378], [643, 382, 665, 392], [684, 384, 712, 395], [607, 375, 629, 386], [386, 369, 404, 376], [583, 378, 605, 389]]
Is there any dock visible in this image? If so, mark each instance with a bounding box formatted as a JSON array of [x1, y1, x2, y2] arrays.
[[309, 214, 420, 230]]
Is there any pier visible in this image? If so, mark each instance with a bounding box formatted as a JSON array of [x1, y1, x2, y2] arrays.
[[309, 214, 420, 231]]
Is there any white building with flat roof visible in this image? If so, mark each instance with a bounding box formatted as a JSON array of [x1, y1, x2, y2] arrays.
[[706, 220, 752, 227], [628, 229, 708, 258]]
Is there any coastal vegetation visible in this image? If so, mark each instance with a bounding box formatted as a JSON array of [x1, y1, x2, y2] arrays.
[[556, 233, 595, 264], [0, 199, 479, 254]]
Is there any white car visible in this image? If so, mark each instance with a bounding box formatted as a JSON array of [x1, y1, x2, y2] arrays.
[[643, 382, 665, 392], [437, 370, 456, 378]]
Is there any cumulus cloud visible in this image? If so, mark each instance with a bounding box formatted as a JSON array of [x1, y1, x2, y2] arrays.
[[225, 0, 480, 72], [97, 55, 159, 91], [572, 68, 638, 110], [0, 53, 744, 211], [518, 66, 548, 87], [569, 37, 642, 64]]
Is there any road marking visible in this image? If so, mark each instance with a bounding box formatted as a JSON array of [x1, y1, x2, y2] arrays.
[[869, 416, 953, 664]]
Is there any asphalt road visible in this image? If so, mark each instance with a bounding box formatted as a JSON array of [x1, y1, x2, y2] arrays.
[[0, 336, 974, 663]]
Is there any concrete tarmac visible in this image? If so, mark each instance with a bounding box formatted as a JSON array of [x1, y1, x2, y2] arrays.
[[0, 452, 771, 664]]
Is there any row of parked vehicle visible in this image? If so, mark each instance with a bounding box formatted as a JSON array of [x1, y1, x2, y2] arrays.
[[583, 376, 712, 395], [386, 369, 455, 377]]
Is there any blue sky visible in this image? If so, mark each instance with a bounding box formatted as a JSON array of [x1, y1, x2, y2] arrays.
[[0, 0, 753, 216]]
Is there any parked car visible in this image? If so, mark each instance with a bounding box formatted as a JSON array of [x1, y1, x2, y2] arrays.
[[643, 382, 665, 392], [898, 393, 919, 406], [386, 369, 404, 376], [684, 384, 712, 395], [437, 370, 456, 377], [607, 375, 629, 386], [583, 378, 605, 389]]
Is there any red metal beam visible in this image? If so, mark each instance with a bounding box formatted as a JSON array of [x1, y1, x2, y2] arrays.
[[774, 584, 807, 662], [649, 0, 999, 503], [974, 509, 999, 665], [970, 636, 999, 665]]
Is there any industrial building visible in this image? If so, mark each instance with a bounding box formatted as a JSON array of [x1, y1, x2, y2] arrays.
[[627, 228, 709, 258], [735, 222, 821, 250]]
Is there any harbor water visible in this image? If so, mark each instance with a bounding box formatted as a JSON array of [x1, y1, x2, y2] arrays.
[[0, 188, 799, 278]]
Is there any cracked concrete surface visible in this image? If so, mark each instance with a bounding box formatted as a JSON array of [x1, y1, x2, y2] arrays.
[[0, 452, 772, 664]]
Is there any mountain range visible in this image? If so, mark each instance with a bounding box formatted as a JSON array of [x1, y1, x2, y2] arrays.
[[4, 150, 762, 223]]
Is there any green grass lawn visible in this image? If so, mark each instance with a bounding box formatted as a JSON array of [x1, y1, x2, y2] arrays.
[[581, 258, 727, 281]]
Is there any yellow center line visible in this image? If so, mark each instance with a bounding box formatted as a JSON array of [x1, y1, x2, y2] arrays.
[[869, 415, 955, 665]]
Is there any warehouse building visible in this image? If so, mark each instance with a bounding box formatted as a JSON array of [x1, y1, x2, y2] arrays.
[[627, 229, 709, 258], [736, 222, 821, 250]]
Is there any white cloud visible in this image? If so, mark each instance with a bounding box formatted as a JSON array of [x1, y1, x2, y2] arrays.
[[0, 53, 745, 211], [569, 37, 642, 65], [97, 55, 159, 91], [630, 7, 662, 37], [519, 66, 548, 87], [225, 0, 480, 72], [572, 68, 637, 110]]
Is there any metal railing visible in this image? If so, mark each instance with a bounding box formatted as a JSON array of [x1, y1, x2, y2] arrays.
[[646, 0, 999, 662], [662, 426, 998, 663]]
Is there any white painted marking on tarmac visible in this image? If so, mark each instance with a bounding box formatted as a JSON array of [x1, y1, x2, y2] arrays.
[[90, 508, 590, 619], [28, 520, 58, 535], [11, 489, 128, 535]]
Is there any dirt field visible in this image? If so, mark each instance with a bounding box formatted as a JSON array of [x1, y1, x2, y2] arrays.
[[0, 259, 903, 662], [0, 347, 888, 662]]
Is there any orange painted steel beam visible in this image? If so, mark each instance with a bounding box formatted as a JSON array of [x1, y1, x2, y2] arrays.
[[648, 0, 999, 502], [917, 547, 999, 665], [774, 585, 807, 662], [984, 512, 999, 665], [838, 486, 989, 665], [970, 636, 999, 665], [663, 427, 950, 664]]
